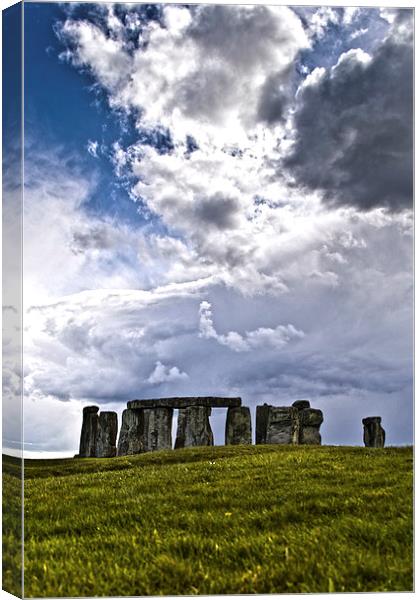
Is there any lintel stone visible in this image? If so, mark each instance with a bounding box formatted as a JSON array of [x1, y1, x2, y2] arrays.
[[128, 396, 241, 410]]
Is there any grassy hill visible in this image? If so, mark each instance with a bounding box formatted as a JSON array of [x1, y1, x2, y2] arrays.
[[3, 444, 413, 597]]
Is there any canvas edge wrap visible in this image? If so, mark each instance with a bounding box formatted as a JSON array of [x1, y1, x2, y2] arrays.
[[2, 2, 24, 597]]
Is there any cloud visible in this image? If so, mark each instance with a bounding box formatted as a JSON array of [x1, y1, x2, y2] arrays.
[[36, 231, 412, 449], [59, 18, 132, 90], [192, 193, 241, 231], [22, 145, 221, 303], [87, 139, 99, 157], [307, 7, 340, 39], [58, 5, 309, 144], [24, 285, 203, 407], [256, 73, 290, 124], [342, 7, 361, 26], [22, 148, 147, 305], [22, 203, 413, 452], [284, 14, 413, 212], [148, 361, 189, 384], [349, 27, 369, 41], [198, 301, 304, 352], [20, 7, 414, 455]]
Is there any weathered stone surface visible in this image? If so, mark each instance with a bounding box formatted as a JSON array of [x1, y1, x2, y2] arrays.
[[225, 407, 252, 445], [266, 406, 299, 444], [96, 411, 118, 458], [292, 400, 311, 411], [117, 409, 145, 456], [300, 408, 323, 426], [299, 408, 323, 445], [363, 416, 385, 448], [175, 406, 214, 448], [128, 397, 241, 410], [78, 405, 99, 457], [256, 404, 271, 444], [143, 408, 173, 452]]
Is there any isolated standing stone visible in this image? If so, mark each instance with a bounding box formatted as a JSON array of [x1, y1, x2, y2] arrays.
[[266, 406, 299, 445], [299, 408, 323, 445], [78, 406, 99, 458], [143, 408, 173, 452], [363, 416, 385, 448], [225, 406, 252, 445], [256, 404, 272, 444], [175, 406, 214, 448], [117, 408, 145, 456], [96, 411, 118, 458]]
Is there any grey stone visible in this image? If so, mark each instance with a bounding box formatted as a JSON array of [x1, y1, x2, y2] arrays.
[[117, 409, 145, 456], [299, 408, 323, 445], [256, 404, 271, 444], [266, 406, 299, 445], [128, 396, 241, 410], [143, 408, 173, 452], [175, 406, 214, 448], [225, 407, 252, 445], [292, 400, 311, 411], [96, 411, 118, 458], [363, 416, 385, 448], [78, 405, 99, 458]]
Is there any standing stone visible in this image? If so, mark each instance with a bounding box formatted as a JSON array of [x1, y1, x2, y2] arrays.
[[292, 400, 311, 411], [175, 406, 214, 448], [363, 416, 385, 448], [256, 404, 272, 444], [225, 407, 252, 445], [299, 408, 323, 445], [266, 406, 299, 445], [143, 408, 173, 452], [117, 409, 145, 456], [96, 411, 118, 458], [78, 406, 99, 458]]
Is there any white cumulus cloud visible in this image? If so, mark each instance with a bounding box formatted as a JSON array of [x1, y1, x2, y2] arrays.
[[198, 301, 304, 352], [148, 361, 189, 384]]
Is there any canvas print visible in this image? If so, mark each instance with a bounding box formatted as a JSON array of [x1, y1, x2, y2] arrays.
[[2, 2, 413, 597]]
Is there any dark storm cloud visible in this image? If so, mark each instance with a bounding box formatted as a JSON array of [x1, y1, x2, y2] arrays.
[[172, 4, 307, 124], [187, 5, 289, 69], [176, 67, 233, 122], [257, 73, 289, 124], [71, 227, 113, 253], [194, 194, 241, 230], [285, 17, 413, 212]]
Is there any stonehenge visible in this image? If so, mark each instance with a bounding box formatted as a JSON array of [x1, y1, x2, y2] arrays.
[[117, 407, 173, 455], [96, 411, 118, 458], [363, 416, 385, 448], [293, 400, 324, 445], [256, 400, 323, 446], [78, 406, 118, 458], [117, 409, 145, 456], [142, 408, 173, 452], [78, 406, 99, 457], [292, 400, 310, 411], [266, 406, 300, 445], [225, 407, 252, 445], [128, 397, 241, 410], [175, 406, 214, 448], [255, 404, 271, 444], [76, 397, 387, 458]]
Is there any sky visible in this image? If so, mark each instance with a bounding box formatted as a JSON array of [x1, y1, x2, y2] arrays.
[[3, 2, 414, 456]]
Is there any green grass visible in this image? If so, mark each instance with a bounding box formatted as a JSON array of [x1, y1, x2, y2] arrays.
[[3, 444, 413, 597], [2, 456, 23, 598]]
